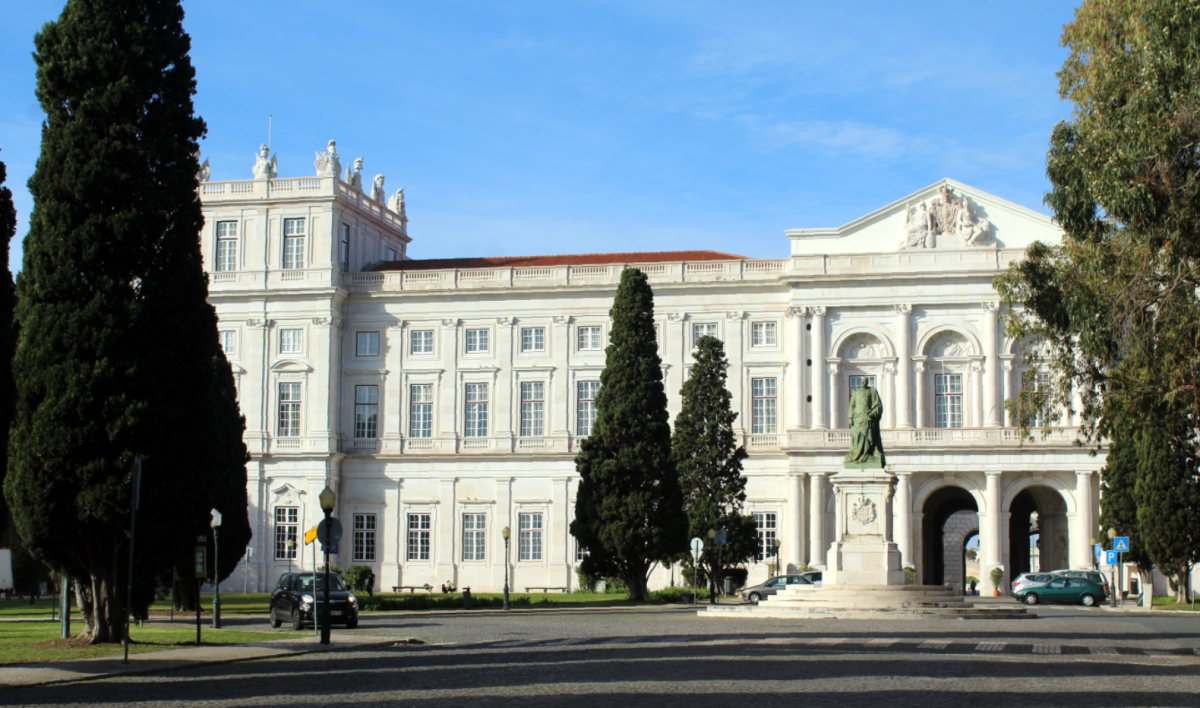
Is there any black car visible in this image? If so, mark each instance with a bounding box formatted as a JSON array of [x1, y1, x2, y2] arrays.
[[270, 572, 359, 629]]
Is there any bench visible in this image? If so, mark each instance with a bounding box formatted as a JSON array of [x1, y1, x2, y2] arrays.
[[524, 586, 567, 593], [391, 584, 433, 594]]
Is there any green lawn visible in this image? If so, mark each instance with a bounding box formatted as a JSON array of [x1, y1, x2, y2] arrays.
[[0, 597, 81, 618], [1152, 595, 1200, 611], [0, 621, 298, 665]]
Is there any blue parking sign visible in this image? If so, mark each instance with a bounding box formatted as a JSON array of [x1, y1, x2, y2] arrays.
[[1105, 550, 1119, 566], [1113, 536, 1130, 552], [1094, 543, 1102, 558]]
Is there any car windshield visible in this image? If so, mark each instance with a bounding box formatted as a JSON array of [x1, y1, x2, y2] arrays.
[[294, 575, 346, 592]]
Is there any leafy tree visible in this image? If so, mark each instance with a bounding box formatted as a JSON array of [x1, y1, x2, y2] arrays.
[[672, 335, 756, 600], [5, 0, 249, 643], [571, 268, 686, 601], [1135, 402, 1200, 601]]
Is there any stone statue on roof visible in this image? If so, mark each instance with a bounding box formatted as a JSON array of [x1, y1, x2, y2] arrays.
[[345, 157, 364, 191], [252, 144, 277, 180], [371, 174, 386, 203], [314, 140, 341, 178]]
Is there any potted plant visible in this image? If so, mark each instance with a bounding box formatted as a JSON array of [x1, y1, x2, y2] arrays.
[[990, 566, 1005, 597]]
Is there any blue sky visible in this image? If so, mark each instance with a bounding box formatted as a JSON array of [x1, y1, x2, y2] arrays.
[[0, 1, 1079, 269]]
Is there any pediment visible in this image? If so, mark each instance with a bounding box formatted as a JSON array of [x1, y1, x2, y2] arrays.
[[786, 179, 1063, 256], [270, 359, 313, 373]]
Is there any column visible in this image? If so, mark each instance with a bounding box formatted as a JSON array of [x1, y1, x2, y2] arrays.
[[983, 471, 1005, 592], [971, 361, 984, 428], [666, 314, 686, 423], [1074, 471, 1095, 569], [894, 472, 913, 568], [438, 319, 459, 447], [725, 312, 745, 436], [828, 362, 841, 429], [383, 320, 405, 454], [809, 472, 827, 569], [553, 476, 571, 585], [895, 304, 913, 428], [495, 318, 514, 444], [913, 360, 926, 428], [495, 477, 514, 592], [551, 317, 571, 441], [810, 307, 828, 428], [788, 473, 805, 569], [883, 362, 896, 429], [982, 303, 1000, 427], [436, 478, 457, 582], [1001, 360, 1014, 427], [786, 307, 805, 430]]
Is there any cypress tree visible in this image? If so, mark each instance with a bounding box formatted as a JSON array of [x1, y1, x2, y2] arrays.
[[5, 0, 249, 643], [1098, 417, 1154, 597], [571, 268, 686, 601], [672, 335, 756, 599], [0, 154, 16, 528], [1135, 402, 1200, 601]]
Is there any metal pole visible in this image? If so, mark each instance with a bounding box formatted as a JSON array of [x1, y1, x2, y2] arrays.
[[313, 538, 318, 638], [503, 538, 510, 611], [716, 543, 723, 603], [60, 574, 70, 639], [123, 459, 142, 664], [196, 578, 202, 645], [212, 525, 221, 629], [320, 509, 331, 645]]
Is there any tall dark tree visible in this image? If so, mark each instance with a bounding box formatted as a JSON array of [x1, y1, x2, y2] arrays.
[[5, 0, 249, 643], [672, 335, 756, 599], [571, 268, 686, 601], [1098, 417, 1155, 602], [0, 152, 16, 527], [1135, 402, 1200, 601]]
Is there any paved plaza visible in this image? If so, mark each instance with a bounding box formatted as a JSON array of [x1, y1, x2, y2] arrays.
[[2, 606, 1199, 707]]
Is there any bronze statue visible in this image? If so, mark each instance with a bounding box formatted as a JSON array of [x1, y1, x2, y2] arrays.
[[845, 381, 885, 468]]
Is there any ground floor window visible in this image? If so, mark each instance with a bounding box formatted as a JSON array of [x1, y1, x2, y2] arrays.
[[463, 513, 486, 561], [753, 512, 777, 562], [274, 507, 298, 560], [353, 513, 377, 562], [407, 513, 431, 561], [519, 513, 543, 561]]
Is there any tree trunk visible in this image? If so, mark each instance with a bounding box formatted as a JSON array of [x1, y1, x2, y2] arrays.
[[74, 579, 95, 640], [84, 571, 127, 645], [626, 571, 650, 602]]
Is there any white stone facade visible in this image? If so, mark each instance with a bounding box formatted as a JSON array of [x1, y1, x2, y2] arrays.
[[199, 154, 1103, 595]]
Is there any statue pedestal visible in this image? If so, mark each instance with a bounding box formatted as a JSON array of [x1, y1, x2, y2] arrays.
[[824, 466, 906, 586]]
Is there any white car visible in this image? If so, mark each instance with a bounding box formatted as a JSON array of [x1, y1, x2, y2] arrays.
[[1011, 572, 1053, 594]]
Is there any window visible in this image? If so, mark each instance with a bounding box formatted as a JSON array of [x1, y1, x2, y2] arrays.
[[463, 513, 486, 561], [219, 330, 236, 357], [849, 375, 877, 400], [752, 322, 777, 347], [1033, 371, 1052, 427], [356, 331, 380, 357], [521, 327, 545, 353], [464, 383, 488, 438], [353, 513, 376, 562], [409, 384, 433, 438], [282, 218, 306, 270], [754, 512, 777, 562], [354, 385, 378, 439], [520, 382, 545, 437], [274, 507, 298, 560], [693, 322, 718, 346], [751, 378, 778, 434], [411, 330, 434, 355], [465, 328, 489, 353], [278, 382, 301, 437], [388, 248, 397, 261], [340, 224, 350, 273], [935, 373, 963, 429], [519, 513, 543, 561], [578, 326, 602, 351], [215, 221, 238, 272], [406, 513, 431, 561], [280, 329, 303, 354], [577, 381, 600, 437], [576, 541, 587, 563]]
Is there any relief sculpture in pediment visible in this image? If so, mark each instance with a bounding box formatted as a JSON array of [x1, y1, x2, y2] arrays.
[[901, 185, 993, 250]]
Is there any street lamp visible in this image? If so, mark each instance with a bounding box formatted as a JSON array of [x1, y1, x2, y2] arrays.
[[773, 538, 782, 576], [210, 509, 223, 629], [502, 526, 511, 611], [1107, 527, 1119, 608], [707, 529, 716, 605], [318, 485, 337, 645]]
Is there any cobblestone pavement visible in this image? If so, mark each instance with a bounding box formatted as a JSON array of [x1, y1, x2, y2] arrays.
[[3, 606, 1199, 707]]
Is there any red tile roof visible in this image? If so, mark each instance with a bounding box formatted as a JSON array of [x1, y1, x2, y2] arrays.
[[371, 250, 746, 272]]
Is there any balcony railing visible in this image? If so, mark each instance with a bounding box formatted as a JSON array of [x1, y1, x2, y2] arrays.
[[787, 427, 1080, 449]]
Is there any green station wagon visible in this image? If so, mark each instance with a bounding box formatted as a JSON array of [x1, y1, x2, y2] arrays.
[[1015, 576, 1107, 607]]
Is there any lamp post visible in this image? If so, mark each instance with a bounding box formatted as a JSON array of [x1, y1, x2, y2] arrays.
[[502, 526, 511, 611], [773, 538, 782, 577], [211, 509, 223, 629], [707, 529, 716, 604], [1107, 527, 1119, 608], [318, 485, 337, 645]]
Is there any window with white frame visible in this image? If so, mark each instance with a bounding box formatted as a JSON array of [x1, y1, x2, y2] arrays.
[[751, 378, 778, 434], [280, 328, 303, 354], [519, 513, 543, 561], [693, 322, 718, 346], [411, 330, 434, 355], [354, 385, 378, 439], [465, 328, 489, 353], [282, 218, 306, 270], [406, 513, 431, 561], [278, 382, 301, 437], [849, 375, 877, 400], [274, 507, 298, 560], [578, 326, 602, 351], [409, 384, 433, 438], [353, 513, 376, 562], [464, 383, 488, 438], [340, 224, 351, 273], [1032, 371, 1052, 427], [577, 381, 600, 437], [356, 331, 380, 357], [521, 327, 545, 353], [215, 221, 238, 272], [575, 540, 587, 563], [520, 382, 545, 437], [462, 513, 486, 561], [751, 322, 777, 347], [753, 512, 777, 562], [935, 373, 964, 428], [219, 330, 236, 357]]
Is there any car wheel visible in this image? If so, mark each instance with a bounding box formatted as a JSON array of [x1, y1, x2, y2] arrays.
[[748, 592, 761, 603], [292, 607, 303, 630], [1081, 594, 1096, 607], [345, 619, 358, 629], [270, 605, 282, 629], [1024, 593, 1039, 605]]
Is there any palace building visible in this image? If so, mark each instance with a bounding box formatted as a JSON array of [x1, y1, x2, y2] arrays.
[[200, 143, 1108, 596]]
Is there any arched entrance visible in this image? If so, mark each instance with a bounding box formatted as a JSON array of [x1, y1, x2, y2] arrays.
[[921, 486, 979, 586], [1009, 486, 1069, 576]]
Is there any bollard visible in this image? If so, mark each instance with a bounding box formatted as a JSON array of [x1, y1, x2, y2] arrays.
[[462, 587, 472, 609]]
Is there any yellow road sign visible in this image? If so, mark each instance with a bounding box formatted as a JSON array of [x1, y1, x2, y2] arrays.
[[304, 525, 318, 545]]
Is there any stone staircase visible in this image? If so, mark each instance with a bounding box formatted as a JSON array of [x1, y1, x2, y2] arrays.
[[701, 584, 1033, 620]]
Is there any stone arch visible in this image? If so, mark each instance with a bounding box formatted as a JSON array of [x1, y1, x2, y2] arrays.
[[830, 326, 895, 360], [1008, 482, 1072, 576], [1000, 474, 1077, 516], [912, 475, 987, 517], [919, 484, 980, 586], [915, 324, 981, 359]]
